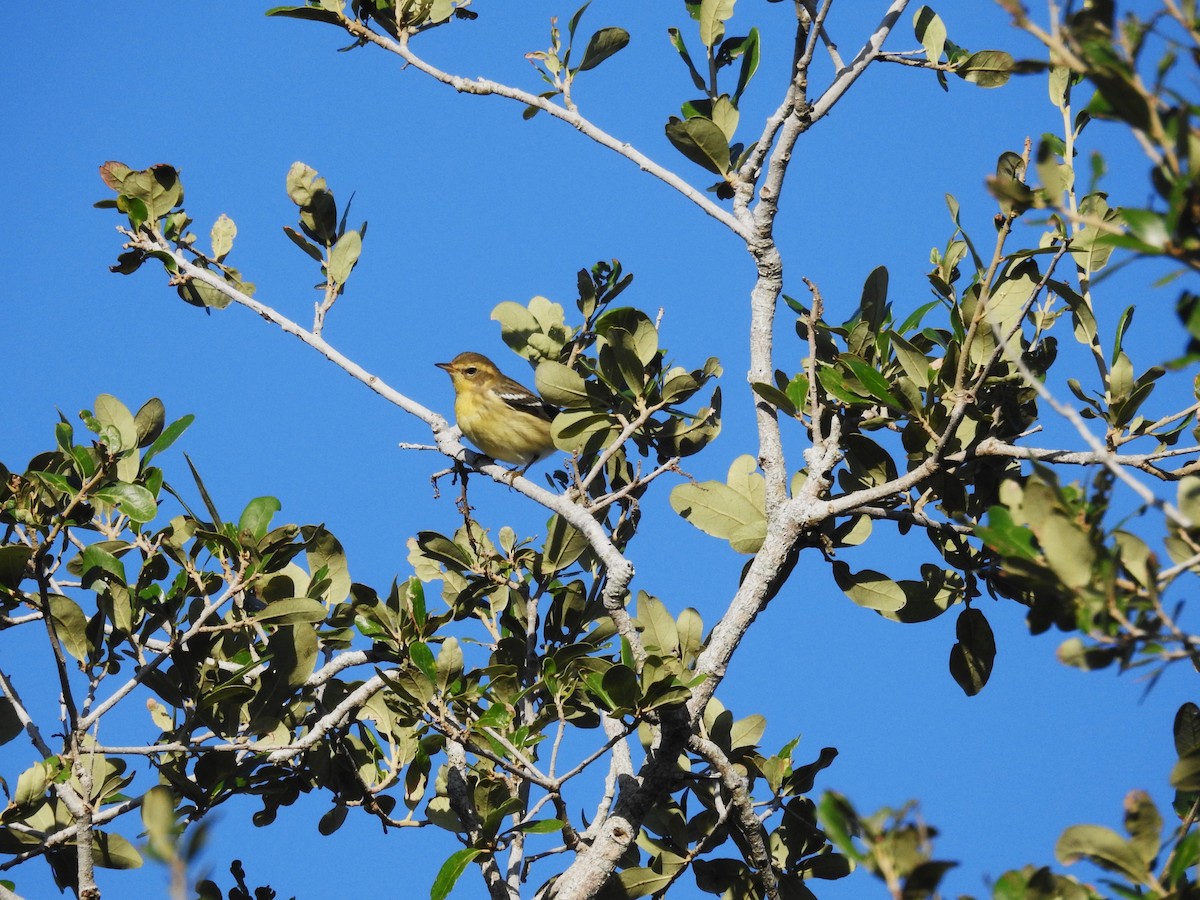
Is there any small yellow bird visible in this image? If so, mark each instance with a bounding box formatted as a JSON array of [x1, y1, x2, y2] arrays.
[[435, 352, 558, 467]]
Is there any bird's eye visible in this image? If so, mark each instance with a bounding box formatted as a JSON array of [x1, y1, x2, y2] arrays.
[[464, 366, 477, 376]]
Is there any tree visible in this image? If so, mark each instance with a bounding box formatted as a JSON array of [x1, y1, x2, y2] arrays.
[[3, 1, 1200, 898]]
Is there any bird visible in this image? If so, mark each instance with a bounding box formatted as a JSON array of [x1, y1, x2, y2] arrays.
[[435, 352, 558, 467]]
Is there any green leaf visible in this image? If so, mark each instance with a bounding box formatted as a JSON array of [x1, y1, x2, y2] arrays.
[[600, 664, 641, 713], [0, 546, 32, 591], [1171, 749, 1200, 791], [677, 607, 704, 663], [1056, 824, 1150, 884], [327, 229, 362, 286], [91, 831, 143, 870], [1072, 193, 1117, 274], [29, 469, 74, 497], [889, 331, 931, 389], [1056, 637, 1117, 672], [1088, 69, 1152, 132], [956, 49, 1015, 88], [119, 195, 149, 230], [265, 6, 342, 24], [410, 641, 437, 683], [949, 607, 995, 696], [618, 865, 680, 897], [698, 0, 735, 48], [141, 785, 178, 860], [535, 361, 589, 408], [1123, 790, 1161, 867], [1038, 511, 1095, 590], [578, 27, 629, 71], [665, 116, 731, 176], [108, 163, 183, 222], [1178, 475, 1200, 527], [636, 592, 679, 657], [840, 356, 903, 408], [667, 27, 707, 91], [1167, 830, 1200, 889], [1119, 208, 1169, 250], [1175, 702, 1200, 758], [254, 597, 328, 625], [81, 545, 127, 588], [176, 272, 237, 310], [47, 594, 90, 662], [142, 414, 194, 467], [491, 297, 570, 363], [133, 398, 166, 448], [985, 257, 1040, 350], [818, 791, 866, 862], [1048, 65, 1071, 110], [751, 381, 797, 417], [728, 713, 766, 751], [0, 697, 23, 747], [92, 482, 158, 524], [567, 2, 591, 42], [239, 496, 281, 540], [255, 625, 319, 729], [283, 225, 325, 261], [512, 818, 564, 834], [880, 567, 960, 624], [841, 433, 898, 490], [595, 307, 659, 366], [285, 160, 328, 211], [669, 458, 765, 553], [94, 394, 138, 453], [436, 636, 464, 693], [430, 848, 482, 900], [706, 94, 740, 142], [318, 805, 349, 836], [551, 409, 618, 454], [832, 562, 906, 612], [541, 514, 588, 575], [913, 6, 946, 65], [857, 265, 890, 332], [807, 854, 854, 880], [304, 525, 351, 604], [730, 28, 760, 102], [210, 213, 237, 261], [816, 364, 872, 407], [1049, 279, 1097, 348]]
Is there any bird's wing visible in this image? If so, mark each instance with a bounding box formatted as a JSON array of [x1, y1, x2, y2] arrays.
[[495, 381, 557, 422]]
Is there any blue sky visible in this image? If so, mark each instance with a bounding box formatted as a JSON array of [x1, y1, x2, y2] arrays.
[[1, 2, 1194, 898]]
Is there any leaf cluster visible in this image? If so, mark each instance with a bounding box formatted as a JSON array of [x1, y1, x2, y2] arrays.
[[523, 3, 630, 115], [266, 0, 475, 36], [664, 0, 760, 197], [98, 161, 255, 309], [282, 161, 367, 296], [493, 259, 722, 523]]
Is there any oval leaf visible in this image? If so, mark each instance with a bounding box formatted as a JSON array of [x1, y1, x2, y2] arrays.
[[578, 27, 629, 71], [431, 848, 482, 900], [665, 116, 731, 176], [253, 597, 328, 625]]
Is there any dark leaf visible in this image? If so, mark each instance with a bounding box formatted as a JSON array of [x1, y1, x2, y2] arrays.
[[578, 27, 630, 71]]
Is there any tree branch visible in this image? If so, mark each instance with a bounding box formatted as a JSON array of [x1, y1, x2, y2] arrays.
[[122, 233, 648, 667], [446, 740, 516, 900], [810, 0, 913, 120], [689, 734, 781, 900], [332, 17, 749, 240]]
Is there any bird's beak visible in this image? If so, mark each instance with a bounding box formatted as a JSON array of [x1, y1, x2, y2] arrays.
[[435, 362, 452, 372]]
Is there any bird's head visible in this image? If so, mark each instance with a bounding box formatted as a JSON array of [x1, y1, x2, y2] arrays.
[[435, 351, 501, 388]]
